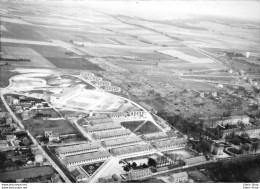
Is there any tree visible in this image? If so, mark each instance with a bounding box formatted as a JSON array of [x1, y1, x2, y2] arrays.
[[0, 152, 6, 169], [252, 142, 259, 153], [240, 132, 249, 138], [142, 163, 148, 168], [132, 162, 137, 169], [123, 166, 130, 172], [148, 158, 157, 167]]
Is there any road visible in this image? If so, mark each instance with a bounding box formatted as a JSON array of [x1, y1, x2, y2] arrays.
[[0, 91, 72, 183]]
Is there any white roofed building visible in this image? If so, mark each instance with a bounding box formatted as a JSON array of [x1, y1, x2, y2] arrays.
[[55, 142, 100, 157], [92, 129, 132, 141], [101, 136, 143, 149], [152, 137, 187, 151], [62, 151, 111, 167], [110, 144, 154, 157], [86, 123, 122, 133]]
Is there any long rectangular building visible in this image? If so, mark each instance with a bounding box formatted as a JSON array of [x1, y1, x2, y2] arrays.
[[110, 144, 154, 156], [203, 115, 250, 128], [92, 129, 132, 140], [143, 132, 169, 142], [184, 156, 206, 166], [62, 151, 111, 167], [86, 123, 122, 133], [152, 138, 187, 150], [55, 142, 100, 157], [87, 115, 113, 125], [102, 136, 142, 148]]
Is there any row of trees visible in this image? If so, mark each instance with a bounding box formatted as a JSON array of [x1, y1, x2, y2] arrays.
[[123, 158, 157, 172], [157, 112, 204, 137]]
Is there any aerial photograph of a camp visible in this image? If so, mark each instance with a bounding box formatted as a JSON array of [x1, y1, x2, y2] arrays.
[[0, 0, 260, 187]]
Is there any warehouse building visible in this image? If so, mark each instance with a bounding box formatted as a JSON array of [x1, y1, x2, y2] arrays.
[[84, 115, 113, 126], [92, 129, 132, 141], [169, 172, 188, 183], [127, 169, 152, 180], [86, 123, 122, 133], [184, 156, 206, 166], [110, 144, 154, 156], [103, 86, 121, 93], [203, 115, 250, 128], [152, 137, 187, 151], [62, 151, 111, 167], [55, 142, 100, 157], [101, 136, 143, 149], [143, 132, 171, 142]]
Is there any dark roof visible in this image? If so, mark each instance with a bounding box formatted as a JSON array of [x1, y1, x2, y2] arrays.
[[0, 166, 54, 181]]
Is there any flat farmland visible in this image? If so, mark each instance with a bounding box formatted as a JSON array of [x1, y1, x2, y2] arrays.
[[111, 37, 152, 46], [1, 21, 47, 41], [0, 25, 7, 31], [74, 36, 119, 45], [181, 75, 238, 82], [171, 80, 217, 91], [174, 47, 209, 58], [23, 119, 77, 137], [165, 63, 222, 72], [111, 59, 156, 66], [46, 57, 103, 70], [156, 49, 215, 64], [129, 52, 176, 60], [2, 46, 56, 68]]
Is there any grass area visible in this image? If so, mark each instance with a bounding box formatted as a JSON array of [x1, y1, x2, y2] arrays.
[[31, 108, 61, 118], [0, 166, 54, 182], [23, 119, 76, 136], [81, 161, 105, 177], [46, 57, 104, 71], [226, 147, 243, 155], [135, 121, 161, 134], [0, 67, 19, 87], [1, 22, 46, 41], [120, 121, 144, 131], [1, 42, 71, 58], [0, 98, 7, 112]]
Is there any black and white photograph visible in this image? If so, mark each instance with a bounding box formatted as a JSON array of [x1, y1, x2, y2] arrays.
[[0, 0, 260, 187]]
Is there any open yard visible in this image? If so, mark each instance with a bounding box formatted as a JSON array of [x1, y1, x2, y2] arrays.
[[135, 121, 161, 135], [0, 21, 46, 41], [2, 46, 56, 68], [120, 121, 145, 131], [23, 119, 77, 136], [46, 57, 104, 71], [65, 89, 125, 111], [31, 108, 61, 119], [0, 67, 19, 87]]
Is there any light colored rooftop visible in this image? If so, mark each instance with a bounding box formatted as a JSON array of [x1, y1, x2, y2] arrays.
[[56, 142, 100, 154], [171, 171, 188, 178], [143, 132, 169, 141], [87, 123, 121, 132], [102, 136, 142, 147], [152, 138, 187, 148], [110, 144, 153, 156], [62, 151, 111, 165], [92, 129, 132, 139]]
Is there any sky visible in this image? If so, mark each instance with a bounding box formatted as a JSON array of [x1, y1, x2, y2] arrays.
[[62, 0, 260, 22]]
